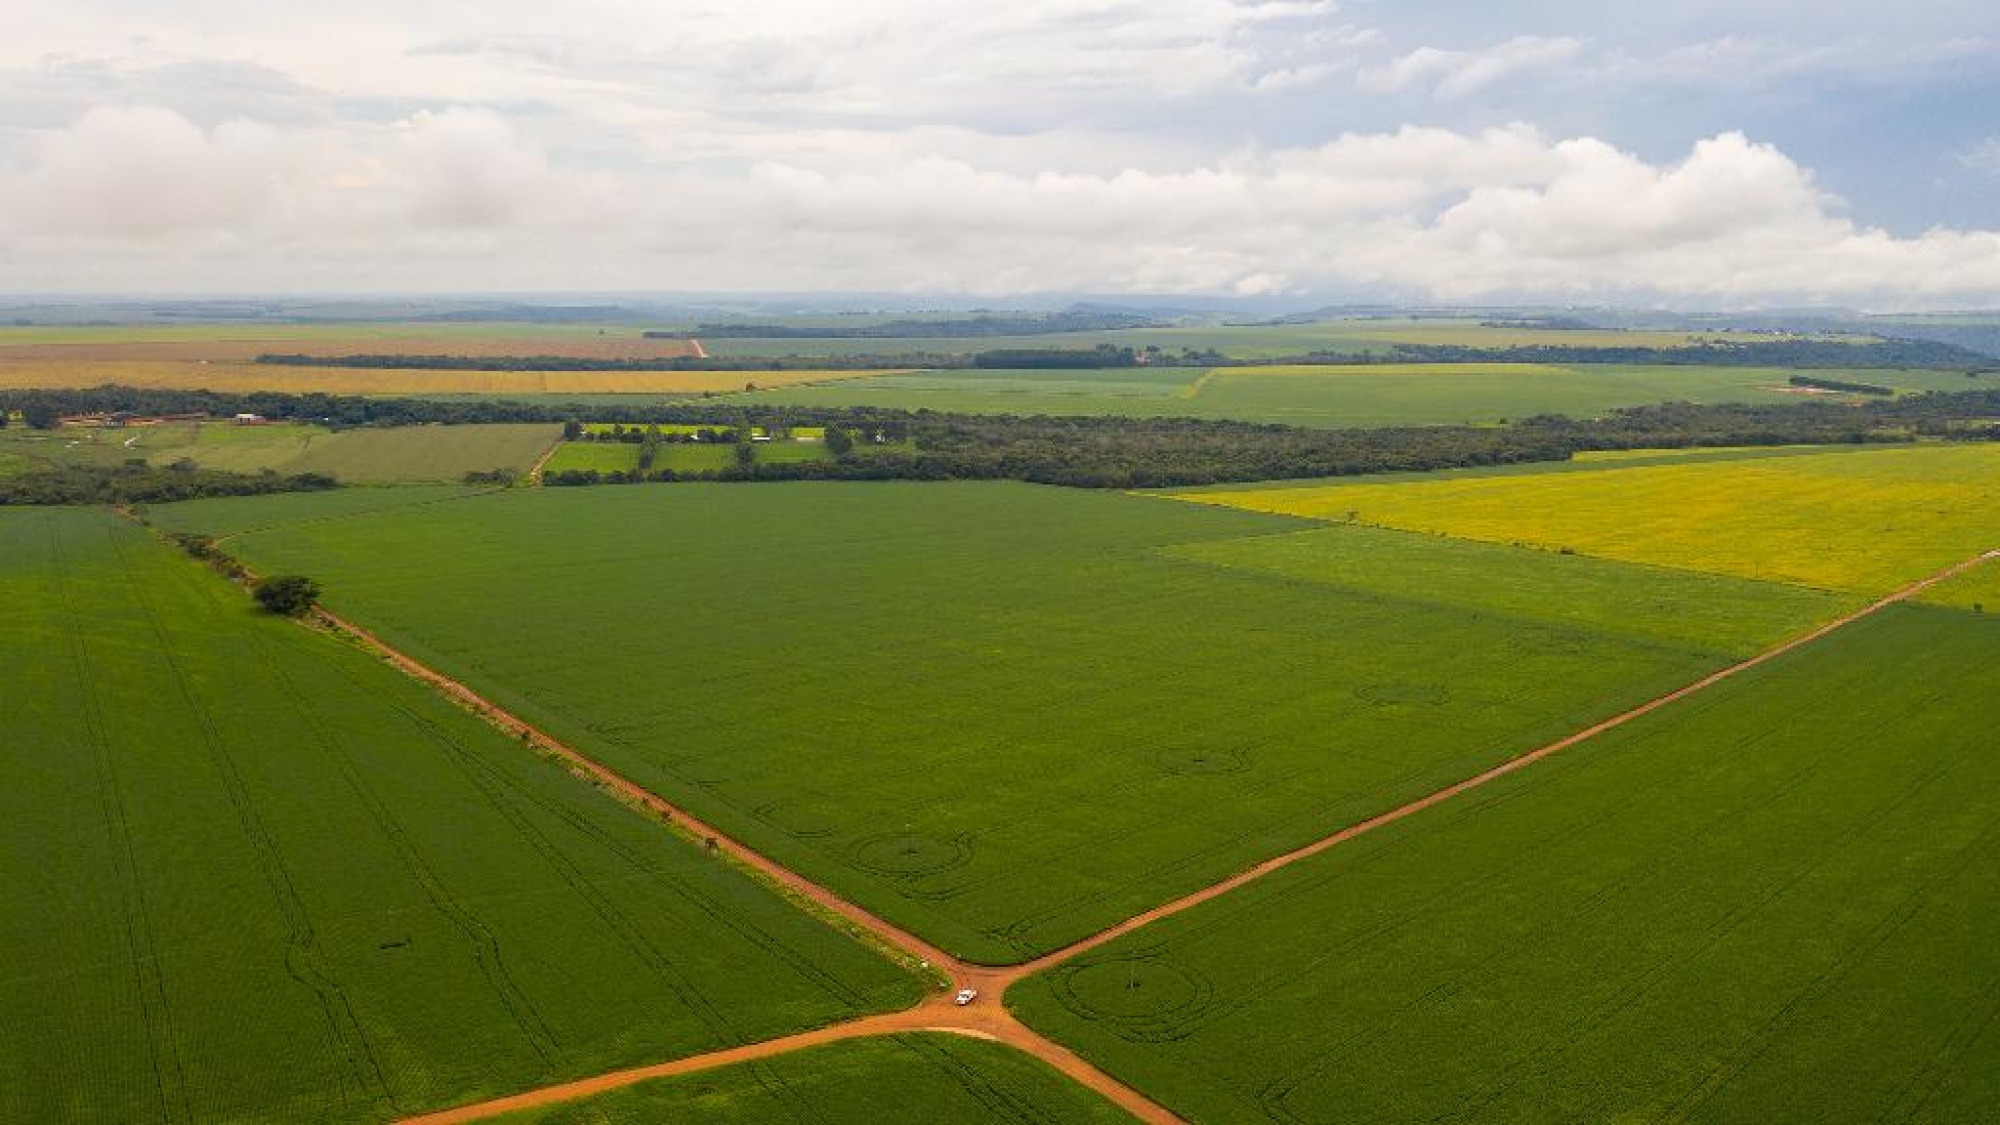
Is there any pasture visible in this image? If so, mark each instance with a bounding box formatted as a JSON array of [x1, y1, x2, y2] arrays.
[[1174, 442, 2000, 593], [0, 507, 921, 1124], [1012, 602, 2000, 1125], [491, 1034, 1135, 1124], [725, 362, 1967, 429], [154, 482, 1842, 964]]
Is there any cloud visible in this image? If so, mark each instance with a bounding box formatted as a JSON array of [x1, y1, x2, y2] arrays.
[[5, 108, 1997, 304], [1961, 138, 2000, 181], [1361, 35, 1584, 100], [0, 105, 614, 245]]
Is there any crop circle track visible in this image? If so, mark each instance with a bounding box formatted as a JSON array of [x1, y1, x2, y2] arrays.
[[1048, 955, 1215, 1041], [846, 832, 976, 879]]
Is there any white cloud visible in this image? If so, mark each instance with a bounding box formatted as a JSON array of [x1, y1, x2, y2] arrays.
[[0, 105, 615, 245], [1961, 138, 2000, 181], [1361, 36, 1585, 100], [4, 109, 1997, 303]]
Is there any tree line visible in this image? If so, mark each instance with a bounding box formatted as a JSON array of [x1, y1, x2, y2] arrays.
[[0, 462, 339, 506], [255, 335, 1992, 373], [11, 383, 2000, 492]]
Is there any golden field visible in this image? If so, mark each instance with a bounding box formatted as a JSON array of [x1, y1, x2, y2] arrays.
[[1170, 443, 2000, 594]]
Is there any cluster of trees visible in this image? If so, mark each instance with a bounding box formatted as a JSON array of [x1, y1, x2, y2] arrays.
[[0, 461, 338, 506], [972, 345, 1138, 369], [253, 575, 321, 617], [1788, 374, 1894, 396]]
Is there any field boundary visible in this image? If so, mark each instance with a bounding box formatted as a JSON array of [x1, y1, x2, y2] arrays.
[[300, 542, 1997, 1124]]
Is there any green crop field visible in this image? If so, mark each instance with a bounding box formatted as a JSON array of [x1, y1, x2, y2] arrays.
[[722, 363, 1968, 429], [1012, 602, 2000, 1124], [491, 1034, 1135, 1124], [153, 483, 1843, 964], [0, 421, 560, 483], [0, 507, 921, 1124], [540, 441, 645, 473]]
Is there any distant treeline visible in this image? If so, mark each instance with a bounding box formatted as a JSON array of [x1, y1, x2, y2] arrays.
[[258, 335, 1990, 373], [1789, 374, 1894, 396], [651, 310, 1163, 339], [1317, 337, 1989, 370], [11, 384, 2000, 490], [973, 345, 1138, 369], [0, 462, 338, 506]]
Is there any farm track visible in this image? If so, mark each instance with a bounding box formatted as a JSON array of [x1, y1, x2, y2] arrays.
[[527, 436, 564, 484], [321, 549, 1998, 1125]]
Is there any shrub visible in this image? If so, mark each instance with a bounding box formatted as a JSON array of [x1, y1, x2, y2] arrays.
[[254, 575, 321, 617]]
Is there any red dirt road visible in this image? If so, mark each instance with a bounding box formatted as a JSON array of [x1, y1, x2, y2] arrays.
[[354, 548, 1997, 1125]]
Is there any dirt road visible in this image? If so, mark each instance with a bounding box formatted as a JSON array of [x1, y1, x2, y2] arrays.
[[355, 548, 1997, 1124]]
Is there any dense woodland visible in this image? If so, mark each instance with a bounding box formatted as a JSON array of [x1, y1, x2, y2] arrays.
[[0, 462, 338, 506], [11, 384, 2000, 491]]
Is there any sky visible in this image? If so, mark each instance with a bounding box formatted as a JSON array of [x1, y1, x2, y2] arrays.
[[0, 0, 1996, 306]]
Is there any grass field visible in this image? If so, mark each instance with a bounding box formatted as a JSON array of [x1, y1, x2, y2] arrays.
[[1174, 442, 2000, 593], [0, 421, 560, 483], [491, 1034, 1135, 1124], [723, 363, 1969, 429], [154, 483, 1844, 964], [0, 507, 922, 1124], [1012, 602, 2000, 1124]]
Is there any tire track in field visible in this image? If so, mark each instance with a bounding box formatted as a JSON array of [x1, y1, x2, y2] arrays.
[[109, 527, 394, 1114], [47, 518, 193, 1125], [238, 608, 565, 1073], [207, 520, 1991, 1125]]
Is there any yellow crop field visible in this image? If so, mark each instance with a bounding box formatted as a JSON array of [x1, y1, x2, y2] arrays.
[[1171, 443, 2000, 594], [1571, 444, 1820, 462], [0, 360, 886, 395]]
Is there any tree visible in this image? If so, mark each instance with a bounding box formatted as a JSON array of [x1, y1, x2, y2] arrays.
[[21, 403, 60, 430], [824, 425, 854, 456], [254, 574, 320, 617], [562, 418, 584, 440], [734, 442, 756, 468]]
